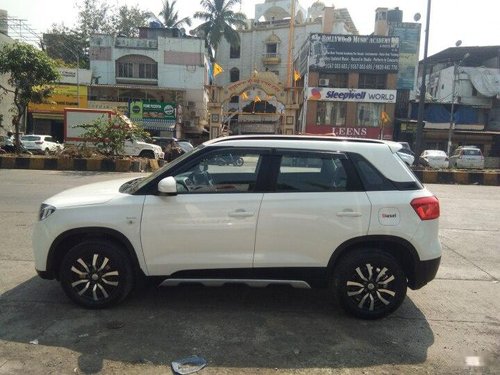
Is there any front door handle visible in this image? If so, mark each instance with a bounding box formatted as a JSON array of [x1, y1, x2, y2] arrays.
[[228, 209, 254, 218]]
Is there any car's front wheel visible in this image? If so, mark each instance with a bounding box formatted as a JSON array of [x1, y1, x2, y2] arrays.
[[333, 249, 407, 319], [139, 150, 155, 159], [59, 239, 134, 308]]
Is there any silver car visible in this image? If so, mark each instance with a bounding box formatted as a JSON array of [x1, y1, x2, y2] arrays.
[[419, 150, 449, 169], [449, 147, 484, 169]]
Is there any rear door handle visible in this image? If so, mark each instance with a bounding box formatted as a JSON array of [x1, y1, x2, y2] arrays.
[[228, 209, 254, 218], [336, 210, 362, 217]]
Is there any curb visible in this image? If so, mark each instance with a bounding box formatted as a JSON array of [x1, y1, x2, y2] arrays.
[[0, 156, 166, 173], [0, 156, 498, 186], [412, 169, 499, 186]]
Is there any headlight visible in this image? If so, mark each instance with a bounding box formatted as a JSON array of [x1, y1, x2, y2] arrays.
[[39, 204, 56, 221]]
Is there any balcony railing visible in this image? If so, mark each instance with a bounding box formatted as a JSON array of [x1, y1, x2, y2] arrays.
[[262, 53, 281, 64]]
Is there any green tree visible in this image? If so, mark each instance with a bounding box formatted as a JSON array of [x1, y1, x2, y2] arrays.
[[159, 0, 192, 29], [194, 0, 247, 60], [111, 5, 149, 37], [44, 1, 149, 67], [0, 43, 60, 152], [77, 115, 150, 157], [42, 27, 88, 69]]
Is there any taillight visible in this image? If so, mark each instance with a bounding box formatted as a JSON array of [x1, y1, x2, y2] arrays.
[[411, 196, 440, 220]]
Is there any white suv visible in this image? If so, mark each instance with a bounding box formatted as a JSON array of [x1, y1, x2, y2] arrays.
[[21, 134, 64, 154], [33, 135, 441, 319]]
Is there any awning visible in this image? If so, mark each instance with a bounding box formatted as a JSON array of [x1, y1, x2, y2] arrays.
[[31, 112, 64, 120], [424, 122, 484, 130], [90, 83, 185, 92], [136, 119, 176, 131]]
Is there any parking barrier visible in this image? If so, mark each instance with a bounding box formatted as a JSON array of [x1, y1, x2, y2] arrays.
[[1, 156, 498, 185]]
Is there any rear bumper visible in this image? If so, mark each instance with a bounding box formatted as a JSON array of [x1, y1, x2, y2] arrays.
[[409, 256, 441, 289]]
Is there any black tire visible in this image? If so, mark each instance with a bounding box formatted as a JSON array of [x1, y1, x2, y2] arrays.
[[332, 249, 407, 319], [44, 148, 50, 155], [59, 239, 134, 309], [233, 157, 244, 167], [140, 150, 155, 159]]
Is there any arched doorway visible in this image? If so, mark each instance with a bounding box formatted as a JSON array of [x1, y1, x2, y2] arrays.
[[208, 71, 299, 138]]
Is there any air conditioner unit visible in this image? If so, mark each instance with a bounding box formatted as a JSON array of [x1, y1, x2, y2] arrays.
[[318, 78, 329, 87]]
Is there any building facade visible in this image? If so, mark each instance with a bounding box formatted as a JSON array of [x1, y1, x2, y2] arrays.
[[409, 46, 500, 157], [89, 28, 210, 139], [27, 67, 91, 142], [213, 1, 358, 136]]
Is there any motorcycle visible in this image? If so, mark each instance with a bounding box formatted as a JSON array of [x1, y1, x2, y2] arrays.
[[213, 153, 244, 166]]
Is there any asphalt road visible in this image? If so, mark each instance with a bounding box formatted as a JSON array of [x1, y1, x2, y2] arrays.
[[0, 169, 499, 375]]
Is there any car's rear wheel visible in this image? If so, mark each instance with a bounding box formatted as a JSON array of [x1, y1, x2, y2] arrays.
[[44, 148, 50, 155], [59, 239, 134, 308], [333, 249, 407, 319]]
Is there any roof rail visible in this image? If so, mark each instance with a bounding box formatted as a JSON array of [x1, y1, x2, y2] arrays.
[[210, 134, 387, 144]]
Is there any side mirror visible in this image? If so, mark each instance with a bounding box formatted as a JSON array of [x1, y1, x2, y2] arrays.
[[158, 176, 177, 194]]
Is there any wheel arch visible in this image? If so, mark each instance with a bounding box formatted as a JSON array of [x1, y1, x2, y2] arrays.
[[328, 235, 421, 289], [46, 227, 144, 280]]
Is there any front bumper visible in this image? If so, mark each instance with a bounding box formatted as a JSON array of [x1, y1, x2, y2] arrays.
[[36, 269, 54, 280], [409, 256, 441, 289]]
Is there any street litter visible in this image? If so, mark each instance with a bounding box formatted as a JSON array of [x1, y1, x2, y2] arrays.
[[171, 355, 207, 374], [29, 339, 39, 345]]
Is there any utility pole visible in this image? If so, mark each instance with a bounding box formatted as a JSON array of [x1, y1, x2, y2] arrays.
[[415, 0, 432, 160], [286, 0, 296, 89]]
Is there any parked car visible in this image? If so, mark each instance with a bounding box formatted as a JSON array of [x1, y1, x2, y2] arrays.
[[21, 135, 64, 155], [397, 148, 415, 166], [33, 135, 441, 319], [449, 146, 484, 169], [419, 150, 449, 169]]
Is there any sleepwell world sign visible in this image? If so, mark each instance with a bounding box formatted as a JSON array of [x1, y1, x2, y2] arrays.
[[309, 33, 400, 72], [307, 88, 397, 103]]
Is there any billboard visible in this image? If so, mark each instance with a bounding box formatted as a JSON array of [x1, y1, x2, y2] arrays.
[[129, 100, 176, 131], [309, 34, 399, 73], [388, 23, 421, 90]]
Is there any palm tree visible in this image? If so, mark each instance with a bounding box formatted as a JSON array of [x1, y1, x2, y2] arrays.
[[194, 0, 247, 60], [159, 0, 192, 29]]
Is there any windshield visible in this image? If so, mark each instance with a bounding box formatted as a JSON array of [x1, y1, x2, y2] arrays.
[[121, 143, 205, 194]]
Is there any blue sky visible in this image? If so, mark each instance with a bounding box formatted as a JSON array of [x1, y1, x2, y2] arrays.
[[2, 0, 499, 59]]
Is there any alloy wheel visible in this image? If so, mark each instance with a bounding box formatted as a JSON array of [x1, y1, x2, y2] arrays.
[[345, 263, 397, 312]]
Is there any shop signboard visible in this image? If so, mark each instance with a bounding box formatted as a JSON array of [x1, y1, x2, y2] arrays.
[[306, 125, 382, 139], [309, 33, 399, 73], [306, 88, 397, 103], [28, 85, 88, 112]]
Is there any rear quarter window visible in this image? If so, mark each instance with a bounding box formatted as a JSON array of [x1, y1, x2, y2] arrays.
[[348, 152, 422, 191]]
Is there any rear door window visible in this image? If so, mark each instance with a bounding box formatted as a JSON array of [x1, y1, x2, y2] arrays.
[[274, 151, 361, 192]]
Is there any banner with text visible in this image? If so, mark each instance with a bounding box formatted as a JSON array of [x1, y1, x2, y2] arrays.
[[309, 33, 400, 73], [129, 100, 176, 130], [388, 22, 421, 90]]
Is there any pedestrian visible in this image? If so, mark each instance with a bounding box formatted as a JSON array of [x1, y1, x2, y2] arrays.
[[4, 131, 15, 153]]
